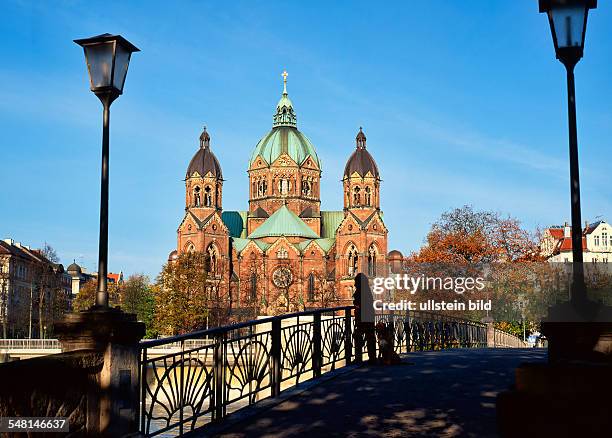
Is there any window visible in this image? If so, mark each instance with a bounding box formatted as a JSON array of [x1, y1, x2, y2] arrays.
[[365, 186, 371, 206], [353, 186, 361, 206], [302, 179, 312, 197], [279, 178, 290, 195], [194, 186, 201, 207], [368, 245, 377, 276], [595, 235, 600, 246], [250, 272, 257, 300], [277, 247, 288, 259], [347, 245, 358, 276], [204, 186, 212, 207], [603, 232, 608, 247], [207, 244, 218, 273], [308, 273, 315, 301]]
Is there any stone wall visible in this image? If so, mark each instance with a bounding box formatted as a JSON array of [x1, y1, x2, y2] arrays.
[[0, 350, 104, 436]]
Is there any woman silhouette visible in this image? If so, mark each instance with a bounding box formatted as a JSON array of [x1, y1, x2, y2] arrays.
[[353, 273, 377, 364]]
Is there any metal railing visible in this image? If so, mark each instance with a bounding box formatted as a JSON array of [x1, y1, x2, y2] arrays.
[[0, 339, 61, 350], [376, 310, 488, 352], [138, 306, 494, 437]]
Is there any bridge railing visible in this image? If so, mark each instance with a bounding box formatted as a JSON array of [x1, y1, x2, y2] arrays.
[[137, 306, 500, 437], [376, 310, 488, 353], [0, 339, 60, 350], [492, 327, 529, 348]]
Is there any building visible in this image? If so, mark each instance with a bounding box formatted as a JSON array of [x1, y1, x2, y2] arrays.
[[0, 238, 71, 338], [66, 261, 124, 297], [542, 220, 612, 264], [170, 74, 396, 315]]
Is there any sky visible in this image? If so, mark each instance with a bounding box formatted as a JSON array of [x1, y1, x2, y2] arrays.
[[1, 1, 611, 280]]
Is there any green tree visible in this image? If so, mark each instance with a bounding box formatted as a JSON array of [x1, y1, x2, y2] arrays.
[[154, 251, 210, 335], [118, 274, 157, 338], [72, 280, 120, 311]]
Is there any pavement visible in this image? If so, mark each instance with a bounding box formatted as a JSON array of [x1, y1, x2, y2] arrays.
[[204, 348, 547, 438]]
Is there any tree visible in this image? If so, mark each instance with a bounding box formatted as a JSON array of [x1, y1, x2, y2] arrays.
[[405, 206, 548, 323], [154, 251, 211, 336], [73, 280, 120, 312], [409, 206, 542, 264], [118, 274, 157, 338]]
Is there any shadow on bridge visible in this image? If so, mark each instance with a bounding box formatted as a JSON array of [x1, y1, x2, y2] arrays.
[[207, 348, 546, 438]]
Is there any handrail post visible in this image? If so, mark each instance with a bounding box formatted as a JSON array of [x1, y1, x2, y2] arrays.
[[213, 332, 225, 421], [271, 318, 281, 397], [344, 308, 352, 365], [139, 348, 147, 434], [313, 312, 322, 378]]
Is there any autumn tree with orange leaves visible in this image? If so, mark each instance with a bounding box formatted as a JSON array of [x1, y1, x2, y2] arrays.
[[403, 206, 552, 327]]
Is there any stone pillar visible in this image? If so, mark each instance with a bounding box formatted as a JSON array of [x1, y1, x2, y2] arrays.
[[55, 307, 145, 437], [482, 317, 495, 348]]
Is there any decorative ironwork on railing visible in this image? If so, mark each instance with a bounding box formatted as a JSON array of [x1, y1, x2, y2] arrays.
[[138, 307, 510, 436]]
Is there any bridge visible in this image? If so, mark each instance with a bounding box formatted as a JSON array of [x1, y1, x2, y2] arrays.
[[207, 348, 546, 437], [137, 307, 529, 437], [0, 307, 532, 436]]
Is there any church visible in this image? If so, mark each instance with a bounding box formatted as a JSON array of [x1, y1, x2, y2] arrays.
[[169, 73, 400, 315]]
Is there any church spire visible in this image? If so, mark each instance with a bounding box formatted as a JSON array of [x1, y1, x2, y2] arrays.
[[273, 70, 297, 128], [199, 126, 210, 149], [356, 127, 367, 149]]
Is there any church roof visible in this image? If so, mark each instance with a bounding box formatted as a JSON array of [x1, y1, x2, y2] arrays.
[[222, 211, 248, 238], [344, 128, 379, 178], [248, 205, 319, 239], [249, 72, 320, 168], [250, 126, 320, 168], [186, 127, 223, 179], [320, 211, 344, 238]]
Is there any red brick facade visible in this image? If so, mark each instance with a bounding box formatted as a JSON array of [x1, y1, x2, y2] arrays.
[[173, 84, 392, 316]]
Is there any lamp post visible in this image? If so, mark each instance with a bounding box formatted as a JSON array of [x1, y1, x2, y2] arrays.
[[74, 34, 139, 308], [539, 0, 597, 305]]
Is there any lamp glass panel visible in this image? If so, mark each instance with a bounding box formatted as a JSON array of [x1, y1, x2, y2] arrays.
[[85, 41, 115, 89], [549, 6, 586, 48], [112, 43, 131, 92]]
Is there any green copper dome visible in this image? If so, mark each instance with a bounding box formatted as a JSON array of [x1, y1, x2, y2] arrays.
[[250, 126, 320, 167], [249, 72, 321, 168]]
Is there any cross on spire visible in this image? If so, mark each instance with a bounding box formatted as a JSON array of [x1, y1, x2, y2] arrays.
[[282, 70, 288, 94]]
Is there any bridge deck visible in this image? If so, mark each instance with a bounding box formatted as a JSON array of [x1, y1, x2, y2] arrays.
[[209, 348, 546, 438]]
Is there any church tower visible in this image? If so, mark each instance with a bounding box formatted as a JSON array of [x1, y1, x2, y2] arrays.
[[335, 128, 387, 298], [247, 71, 322, 237], [185, 127, 223, 218], [177, 128, 230, 285]]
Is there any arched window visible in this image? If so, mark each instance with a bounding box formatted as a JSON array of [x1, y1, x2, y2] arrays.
[[353, 186, 361, 206], [186, 242, 195, 253], [365, 186, 371, 206], [308, 273, 315, 301], [279, 178, 290, 195], [204, 186, 212, 207], [302, 179, 311, 196], [194, 186, 201, 207], [368, 244, 377, 276], [347, 244, 358, 276], [250, 272, 257, 300], [277, 247, 288, 259], [207, 244, 218, 274]]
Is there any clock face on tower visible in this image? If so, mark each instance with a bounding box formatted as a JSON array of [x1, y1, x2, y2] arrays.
[[272, 266, 293, 288]]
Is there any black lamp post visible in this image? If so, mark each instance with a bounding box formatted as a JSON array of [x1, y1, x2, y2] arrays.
[[74, 34, 139, 308], [539, 0, 596, 305]]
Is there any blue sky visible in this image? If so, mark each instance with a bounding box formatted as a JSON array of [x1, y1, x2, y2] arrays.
[[1, 1, 611, 279]]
